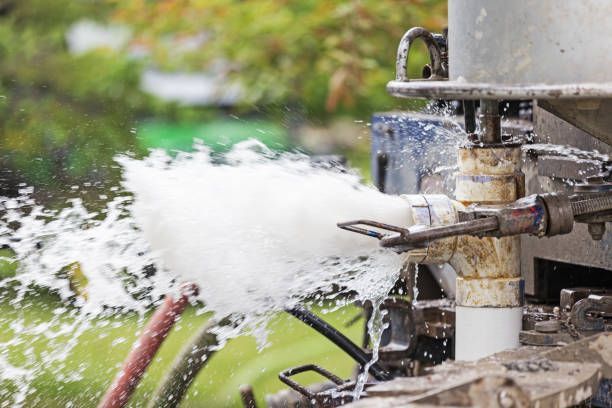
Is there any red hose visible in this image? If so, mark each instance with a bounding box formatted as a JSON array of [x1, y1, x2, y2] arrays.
[[98, 283, 198, 408]]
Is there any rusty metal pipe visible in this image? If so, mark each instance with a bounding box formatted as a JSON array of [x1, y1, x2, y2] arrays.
[[98, 283, 198, 408], [380, 217, 499, 251]]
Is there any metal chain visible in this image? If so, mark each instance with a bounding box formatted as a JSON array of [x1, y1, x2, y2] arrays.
[[564, 316, 581, 340]]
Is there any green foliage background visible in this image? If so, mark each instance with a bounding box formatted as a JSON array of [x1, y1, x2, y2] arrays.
[[0, 0, 141, 198], [0, 0, 445, 199], [115, 0, 446, 118]]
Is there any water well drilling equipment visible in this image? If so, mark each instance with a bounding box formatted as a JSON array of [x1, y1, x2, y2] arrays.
[[101, 2, 612, 407], [270, 2, 611, 407]]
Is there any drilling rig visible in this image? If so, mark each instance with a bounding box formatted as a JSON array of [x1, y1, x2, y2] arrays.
[[99, 2, 611, 407], [270, 2, 611, 407]]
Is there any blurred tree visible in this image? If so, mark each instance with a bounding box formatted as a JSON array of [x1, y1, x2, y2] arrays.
[[0, 0, 447, 200], [112, 0, 447, 119], [0, 0, 153, 201]]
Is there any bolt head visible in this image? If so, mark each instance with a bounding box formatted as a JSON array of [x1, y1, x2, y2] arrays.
[[498, 390, 515, 408], [588, 222, 606, 240]]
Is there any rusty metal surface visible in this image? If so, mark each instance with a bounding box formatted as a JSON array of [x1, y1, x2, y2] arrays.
[[542, 332, 612, 377], [540, 193, 574, 236], [458, 147, 522, 175], [455, 145, 523, 205], [570, 294, 612, 331], [452, 142, 523, 309], [395, 27, 447, 82], [387, 80, 612, 100], [521, 107, 611, 297], [560, 287, 610, 313], [451, 234, 520, 280], [455, 277, 523, 307], [382, 218, 498, 254], [455, 174, 520, 203], [519, 330, 577, 347], [345, 333, 610, 407]]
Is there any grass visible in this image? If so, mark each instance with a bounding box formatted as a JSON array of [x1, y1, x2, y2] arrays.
[[0, 291, 364, 407]]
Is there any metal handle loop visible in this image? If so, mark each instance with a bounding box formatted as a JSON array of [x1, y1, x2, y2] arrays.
[[395, 27, 445, 81]]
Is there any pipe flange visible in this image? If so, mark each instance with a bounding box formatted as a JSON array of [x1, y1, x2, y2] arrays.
[[541, 193, 574, 236]]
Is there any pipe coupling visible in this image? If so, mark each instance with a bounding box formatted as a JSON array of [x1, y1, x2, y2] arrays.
[[540, 193, 574, 236]]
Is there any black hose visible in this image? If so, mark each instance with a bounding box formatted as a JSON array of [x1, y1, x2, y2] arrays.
[[285, 306, 392, 382]]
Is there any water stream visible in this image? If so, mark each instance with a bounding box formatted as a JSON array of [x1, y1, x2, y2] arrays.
[[0, 140, 412, 405]]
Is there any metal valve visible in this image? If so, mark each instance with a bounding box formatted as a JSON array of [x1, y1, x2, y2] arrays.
[[338, 192, 612, 253]]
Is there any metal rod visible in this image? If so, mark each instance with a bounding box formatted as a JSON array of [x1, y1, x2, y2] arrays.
[[479, 100, 502, 144], [338, 217, 500, 252], [239, 385, 258, 408], [380, 217, 499, 250], [570, 192, 612, 216], [463, 100, 476, 134], [337, 220, 407, 239]]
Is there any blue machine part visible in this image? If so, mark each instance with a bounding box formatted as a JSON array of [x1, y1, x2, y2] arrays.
[[371, 112, 461, 195], [593, 378, 611, 408]]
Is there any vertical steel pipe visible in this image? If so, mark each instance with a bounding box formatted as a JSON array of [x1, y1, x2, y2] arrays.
[[478, 100, 502, 144]]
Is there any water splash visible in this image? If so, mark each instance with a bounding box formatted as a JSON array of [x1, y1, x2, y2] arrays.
[[352, 301, 388, 400], [0, 140, 410, 404]]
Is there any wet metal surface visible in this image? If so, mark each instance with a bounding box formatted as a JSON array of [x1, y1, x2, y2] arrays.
[[346, 333, 611, 408]]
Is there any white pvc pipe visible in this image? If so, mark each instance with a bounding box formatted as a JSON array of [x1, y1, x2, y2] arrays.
[[455, 306, 522, 361]]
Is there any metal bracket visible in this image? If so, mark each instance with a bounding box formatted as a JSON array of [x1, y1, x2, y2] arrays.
[[278, 364, 353, 407]]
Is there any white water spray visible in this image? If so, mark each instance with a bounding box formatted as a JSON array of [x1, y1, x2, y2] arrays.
[[0, 140, 414, 404], [119, 140, 408, 328]]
